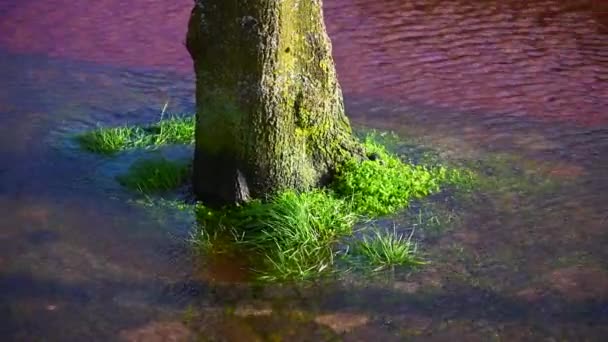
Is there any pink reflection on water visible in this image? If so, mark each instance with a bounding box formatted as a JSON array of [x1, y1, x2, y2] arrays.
[[0, 0, 193, 71], [0, 0, 606, 125], [325, 0, 608, 125]]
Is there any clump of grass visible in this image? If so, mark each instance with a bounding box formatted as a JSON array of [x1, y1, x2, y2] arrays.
[[76, 126, 133, 154], [353, 230, 425, 270], [77, 115, 195, 154], [242, 191, 357, 281], [332, 135, 475, 217], [142, 115, 195, 146], [195, 190, 357, 281], [117, 157, 190, 193]]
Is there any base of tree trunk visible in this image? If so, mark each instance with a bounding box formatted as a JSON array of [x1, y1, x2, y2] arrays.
[[187, 0, 363, 205]]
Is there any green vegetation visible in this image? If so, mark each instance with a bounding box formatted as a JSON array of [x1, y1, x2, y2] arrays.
[[76, 126, 133, 154], [468, 153, 559, 195], [195, 190, 357, 281], [191, 135, 474, 281], [333, 134, 475, 216], [76, 115, 194, 154], [117, 157, 190, 193], [78, 115, 475, 281], [353, 230, 424, 270], [411, 202, 460, 235]]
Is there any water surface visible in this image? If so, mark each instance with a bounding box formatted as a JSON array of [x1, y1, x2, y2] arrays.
[[1, 0, 607, 340]]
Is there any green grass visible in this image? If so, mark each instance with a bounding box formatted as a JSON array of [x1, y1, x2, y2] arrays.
[[117, 157, 190, 193], [77, 115, 195, 154], [353, 230, 425, 271], [77, 112, 562, 283], [195, 190, 357, 281], [332, 134, 475, 217], [191, 134, 475, 281], [146, 115, 196, 146], [80, 120, 475, 281], [76, 126, 134, 154], [75, 107, 478, 281]]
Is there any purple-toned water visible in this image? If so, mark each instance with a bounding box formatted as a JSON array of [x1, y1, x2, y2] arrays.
[[1, 0, 607, 340]]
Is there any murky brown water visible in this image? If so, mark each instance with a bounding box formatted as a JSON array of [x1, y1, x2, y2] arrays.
[[1, 0, 607, 340]]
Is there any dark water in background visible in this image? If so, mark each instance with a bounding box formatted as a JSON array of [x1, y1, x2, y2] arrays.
[[0, 0, 607, 340]]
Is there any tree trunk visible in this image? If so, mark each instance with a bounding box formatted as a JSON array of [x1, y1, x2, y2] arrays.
[[186, 0, 362, 205]]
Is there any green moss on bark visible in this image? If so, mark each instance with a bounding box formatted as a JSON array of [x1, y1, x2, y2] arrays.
[[187, 0, 363, 205]]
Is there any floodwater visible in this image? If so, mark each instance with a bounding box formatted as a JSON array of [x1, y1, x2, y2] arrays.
[[1, 0, 607, 340]]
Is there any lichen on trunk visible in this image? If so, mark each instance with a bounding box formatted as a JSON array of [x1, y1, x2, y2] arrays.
[[187, 0, 362, 205]]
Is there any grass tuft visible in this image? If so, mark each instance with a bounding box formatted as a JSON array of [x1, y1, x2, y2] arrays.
[[76, 126, 133, 154], [195, 190, 357, 281], [117, 157, 190, 193], [353, 230, 425, 270], [143, 115, 196, 146], [77, 115, 194, 154]]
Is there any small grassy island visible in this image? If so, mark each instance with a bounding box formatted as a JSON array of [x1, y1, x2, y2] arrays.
[[77, 114, 475, 281]]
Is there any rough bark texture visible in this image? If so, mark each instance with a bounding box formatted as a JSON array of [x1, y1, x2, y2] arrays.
[[187, 0, 362, 205]]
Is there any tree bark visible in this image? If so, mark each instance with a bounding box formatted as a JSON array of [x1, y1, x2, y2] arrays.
[[187, 0, 362, 205]]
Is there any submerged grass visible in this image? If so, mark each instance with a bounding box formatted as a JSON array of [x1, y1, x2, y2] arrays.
[[77, 115, 194, 154], [117, 157, 190, 193], [195, 190, 357, 281], [82, 115, 475, 281], [77, 126, 133, 154], [79, 113, 563, 283], [353, 230, 425, 271], [192, 133, 475, 281]]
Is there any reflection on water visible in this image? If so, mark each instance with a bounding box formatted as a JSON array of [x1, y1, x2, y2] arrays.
[[328, 0, 608, 125], [1, 0, 607, 340]]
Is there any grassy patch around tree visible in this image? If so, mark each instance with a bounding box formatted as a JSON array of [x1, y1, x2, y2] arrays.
[[78, 115, 476, 281], [191, 136, 475, 281]]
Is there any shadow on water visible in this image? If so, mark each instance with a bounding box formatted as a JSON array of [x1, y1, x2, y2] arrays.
[[0, 0, 607, 340], [2, 267, 607, 340]]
